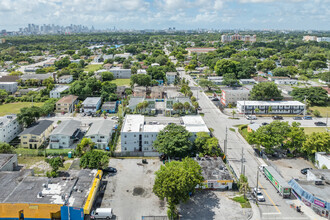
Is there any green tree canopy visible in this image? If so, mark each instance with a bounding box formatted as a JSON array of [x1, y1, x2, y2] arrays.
[[249, 82, 282, 101], [0, 142, 15, 154], [291, 87, 328, 106], [17, 106, 41, 127], [214, 59, 238, 76], [301, 132, 330, 155], [101, 71, 114, 81], [80, 150, 109, 169]]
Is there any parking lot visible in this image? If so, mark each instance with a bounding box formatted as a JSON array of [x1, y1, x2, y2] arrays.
[[269, 157, 314, 181], [97, 158, 167, 219]]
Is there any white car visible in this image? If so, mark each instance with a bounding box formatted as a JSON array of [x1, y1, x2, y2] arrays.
[[253, 188, 265, 202]]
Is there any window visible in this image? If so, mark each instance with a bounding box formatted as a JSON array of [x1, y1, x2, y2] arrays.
[[124, 141, 127, 144], [23, 142, 27, 144], [124, 135, 127, 138], [23, 136, 27, 139], [91, 136, 95, 139], [100, 136, 105, 139]]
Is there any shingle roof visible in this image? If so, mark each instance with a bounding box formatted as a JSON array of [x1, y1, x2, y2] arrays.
[[19, 120, 53, 136], [51, 120, 81, 136], [86, 120, 114, 137]]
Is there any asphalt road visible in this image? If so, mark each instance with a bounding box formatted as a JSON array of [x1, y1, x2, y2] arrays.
[[180, 71, 311, 220]]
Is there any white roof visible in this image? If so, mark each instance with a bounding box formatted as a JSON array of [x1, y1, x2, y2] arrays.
[[237, 101, 305, 106], [144, 124, 166, 132], [82, 97, 101, 105], [182, 115, 209, 133], [86, 120, 114, 136], [122, 115, 144, 132], [51, 85, 69, 93]]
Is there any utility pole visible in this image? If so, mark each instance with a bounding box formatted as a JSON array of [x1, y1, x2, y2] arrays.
[[241, 148, 244, 176], [256, 169, 259, 189], [224, 127, 228, 162], [303, 95, 307, 117], [327, 112, 329, 132]]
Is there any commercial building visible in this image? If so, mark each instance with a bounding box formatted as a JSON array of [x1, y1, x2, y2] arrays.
[[166, 72, 177, 84], [85, 120, 115, 150], [315, 152, 330, 169], [58, 75, 73, 84], [19, 120, 54, 149], [196, 157, 233, 190], [236, 101, 305, 115], [0, 169, 102, 220], [49, 120, 81, 149], [0, 114, 22, 143], [55, 95, 79, 113], [121, 115, 209, 152], [109, 67, 131, 79], [289, 170, 330, 218], [49, 85, 69, 98], [0, 82, 18, 93], [81, 97, 102, 113], [221, 87, 251, 106], [0, 154, 17, 171]]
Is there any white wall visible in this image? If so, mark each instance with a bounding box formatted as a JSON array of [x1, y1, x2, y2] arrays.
[[0, 117, 22, 143], [315, 152, 330, 169], [0, 154, 17, 171]]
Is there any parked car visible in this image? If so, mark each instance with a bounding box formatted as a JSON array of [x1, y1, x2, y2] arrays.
[[246, 115, 257, 120], [262, 122, 268, 126], [272, 116, 283, 120], [293, 116, 302, 120], [90, 208, 113, 219], [303, 116, 312, 120], [315, 121, 326, 126], [253, 188, 265, 202], [86, 112, 92, 116], [301, 168, 312, 175], [103, 167, 117, 173]]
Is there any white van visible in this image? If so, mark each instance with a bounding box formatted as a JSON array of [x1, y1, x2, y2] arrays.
[[246, 115, 257, 120], [90, 208, 113, 219]]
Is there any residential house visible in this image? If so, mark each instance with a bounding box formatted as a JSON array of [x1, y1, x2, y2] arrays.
[[85, 120, 115, 150], [268, 76, 298, 85], [55, 95, 79, 113], [150, 86, 164, 99], [239, 79, 256, 85], [114, 53, 132, 59], [58, 75, 73, 84], [128, 97, 156, 114], [20, 73, 53, 84], [0, 82, 18, 94], [151, 63, 160, 67], [43, 59, 55, 67], [133, 87, 147, 97], [0, 115, 22, 143], [103, 63, 113, 71], [253, 76, 269, 84], [116, 86, 127, 98], [101, 102, 118, 113], [70, 59, 81, 64], [121, 115, 209, 152], [81, 97, 102, 113], [109, 67, 131, 79], [166, 72, 177, 84], [221, 87, 251, 106], [208, 76, 224, 85], [14, 87, 45, 97], [0, 75, 19, 83], [0, 154, 18, 171], [49, 85, 69, 98], [236, 101, 305, 115], [49, 120, 81, 149], [19, 120, 54, 149], [137, 69, 147, 75], [94, 55, 113, 63]]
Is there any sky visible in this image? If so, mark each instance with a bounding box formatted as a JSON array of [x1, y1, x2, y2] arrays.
[[0, 0, 330, 31]]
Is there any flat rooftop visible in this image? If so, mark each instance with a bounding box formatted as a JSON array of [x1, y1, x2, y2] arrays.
[[82, 97, 101, 105], [57, 95, 79, 104], [122, 115, 144, 132], [0, 154, 16, 169], [196, 157, 233, 181], [51, 85, 69, 93], [237, 100, 305, 106], [295, 180, 330, 203]]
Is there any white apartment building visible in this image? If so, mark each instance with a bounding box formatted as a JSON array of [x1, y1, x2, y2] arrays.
[[58, 75, 73, 84], [0, 82, 18, 94], [207, 76, 224, 85], [121, 115, 209, 152], [0, 115, 22, 143], [85, 120, 115, 150], [166, 72, 177, 84], [315, 152, 330, 169], [81, 97, 102, 113], [221, 87, 251, 106], [237, 101, 305, 115], [109, 67, 131, 79], [268, 77, 298, 85], [49, 85, 69, 98], [49, 120, 81, 149]]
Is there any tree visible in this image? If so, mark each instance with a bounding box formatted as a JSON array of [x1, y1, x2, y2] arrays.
[[223, 72, 239, 86], [80, 150, 109, 169], [232, 110, 236, 118], [239, 174, 250, 199], [194, 132, 221, 156], [309, 60, 327, 70], [153, 124, 192, 158], [313, 110, 321, 117], [214, 59, 238, 76], [301, 132, 330, 155], [0, 142, 14, 154], [131, 74, 151, 87], [153, 158, 204, 219], [17, 106, 41, 127], [254, 108, 260, 114], [101, 71, 114, 81], [54, 56, 71, 69], [76, 138, 95, 156], [0, 89, 8, 102], [40, 99, 57, 116], [183, 102, 191, 111], [199, 79, 216, 91], [45, 157, 64, 177], [249, 82, 282, 101], [285, 122, 306, 154], [256, 59, 276, 72], [291, 87, 328, 106]]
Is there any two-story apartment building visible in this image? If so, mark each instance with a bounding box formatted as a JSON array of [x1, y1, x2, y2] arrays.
[[49, 85, 69, 98], [0, 115, 22, 143], [49, 120, 81, 149], [150, 86, 164, 99], [56, 95, 79, 113], [0, 82, 18, 94], [109, 67, 131, 79], [166, 72, 177, 84], [221, 87, 251, 106], [81, 97, 102, 113], [19, 120, 54, 149], [85, 120, 115, 150], [268, 77, 298, 85], [236, 101, 305, 115], [58, 75, 73, 84]]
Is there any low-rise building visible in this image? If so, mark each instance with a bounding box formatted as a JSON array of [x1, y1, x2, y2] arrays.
[[20, 73, 53, 84], [86, 120, 115, 150], [0, 114, 22, 143], [56, 95, 79, 113], [315, 152, 330, 169], [237, 101, 305, 115], [109, 67, 131, 79], [137, 69, 147, 75], [239, 79, 256, 85], [0, 75, 19, 82], [121, 115, 209, 152], [58, 75, 73, 84], [81, 97, 102, 113], [49, 120, 81, 149], [208, 76, 224, 85], [101, 101, 118, 113], [0, 82, 18, 93], [196, 157, 233, 190], [269, 77, 298, 85], [150, 86, 164, 99], [185, 47, 216, 55], [49, 85, 69, 98], [0, 154, 17, 171], [166, 72, 177, 84], [19, 120, 54, 149], [253, 76, 269, 84], [221, 87, 251, 106], [116, 86, 127, 98], [165, 97, 193, 115], [133, 87, 147, 97]]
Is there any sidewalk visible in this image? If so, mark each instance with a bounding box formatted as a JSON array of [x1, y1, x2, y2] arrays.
[[249, 200, 261, 220], [290, 199, 326, 220]]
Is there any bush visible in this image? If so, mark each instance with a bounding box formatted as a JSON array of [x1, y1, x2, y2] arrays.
[[313, 110, 321, 117], [322, 165, 328, 169]]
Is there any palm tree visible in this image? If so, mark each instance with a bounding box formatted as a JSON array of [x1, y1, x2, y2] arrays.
[[183, 102, 191, 111], [239, 174, 250, 199], [268, 106, 272, 114], [254, 108, 260, 114], [232, 110, 236, 118]]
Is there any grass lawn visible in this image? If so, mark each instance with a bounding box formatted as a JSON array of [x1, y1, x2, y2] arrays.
[[17, 156, 45, 167], [0, 102, 43, 116], [310, 106, 330, 117], [112, 78, 131, 86], [84, 64, 103, 72], [303, 127, 329, 135], [231, 195, 251, 208]]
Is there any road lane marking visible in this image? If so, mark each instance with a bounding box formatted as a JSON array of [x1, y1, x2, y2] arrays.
[[258, 181, 281, 214], [262, 213, 281, 215]]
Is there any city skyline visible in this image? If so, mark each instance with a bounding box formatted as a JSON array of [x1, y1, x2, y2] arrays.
[[0, 0, 330, 31]]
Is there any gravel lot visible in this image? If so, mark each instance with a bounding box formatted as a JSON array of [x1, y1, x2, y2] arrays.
[[97, 158, 167, 220]]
